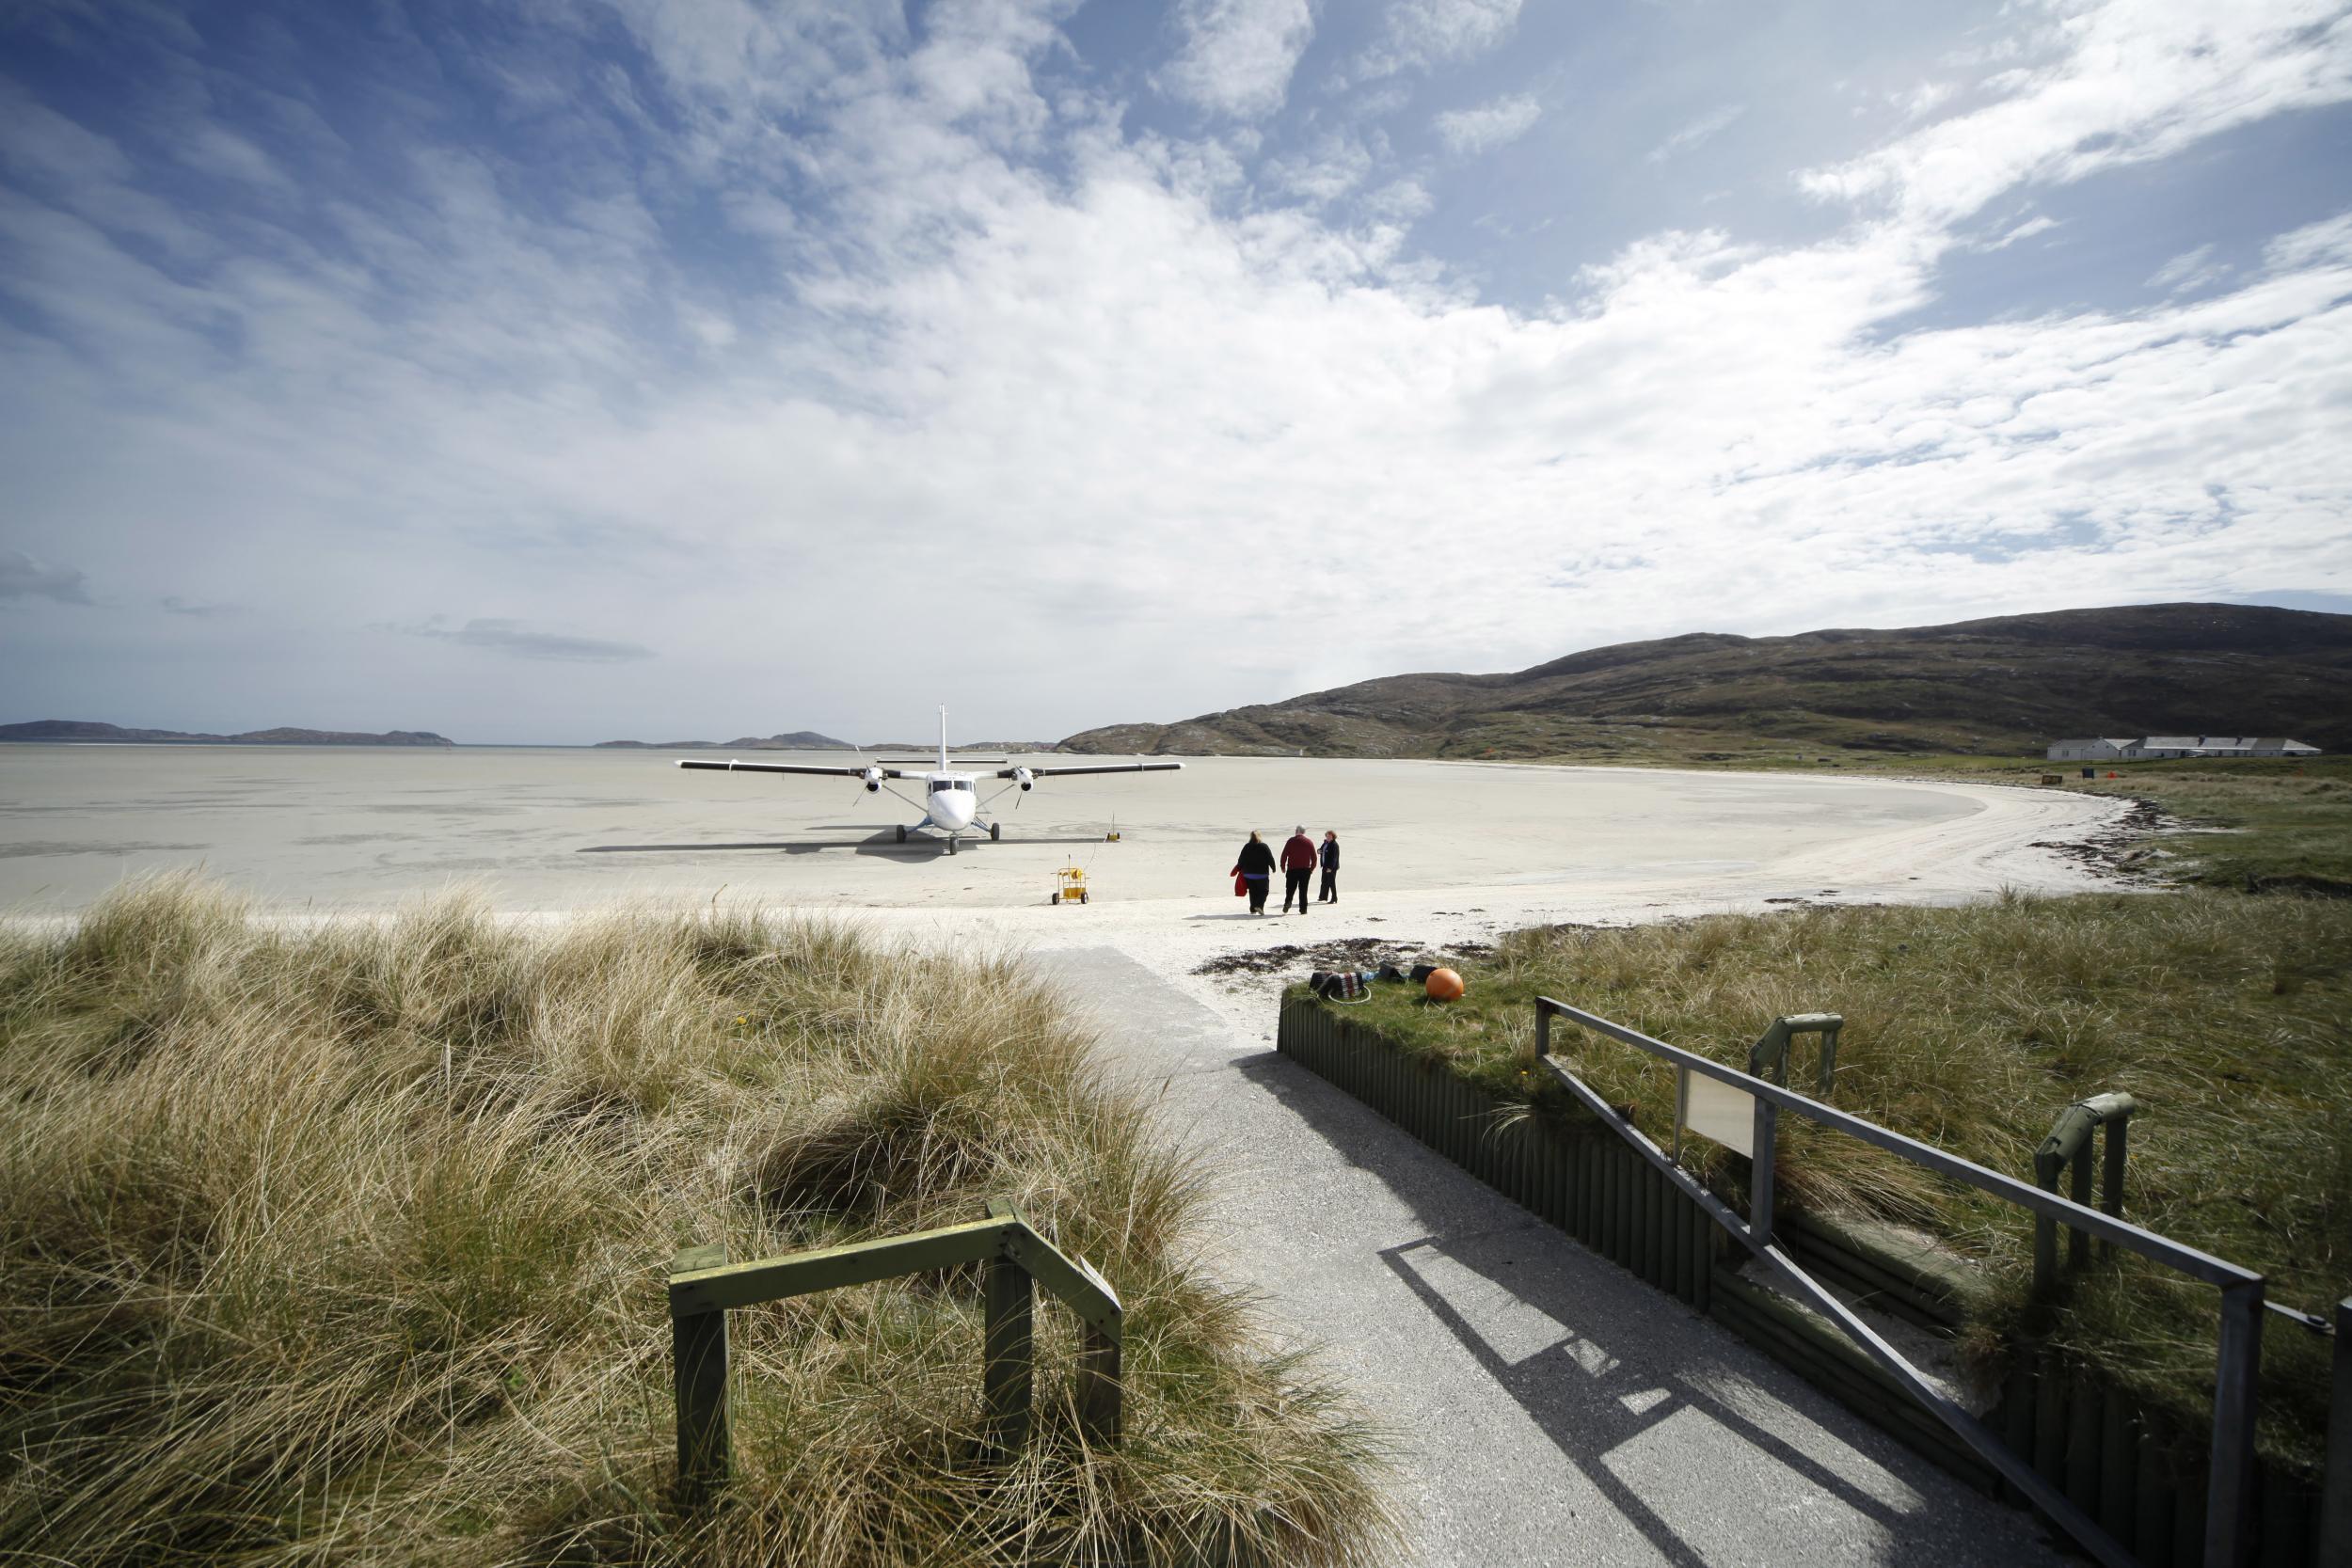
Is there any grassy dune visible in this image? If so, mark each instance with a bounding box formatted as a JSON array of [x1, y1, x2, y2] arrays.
[[1323, 892, 2351, 1464], [0, 876, 1395, 1567]]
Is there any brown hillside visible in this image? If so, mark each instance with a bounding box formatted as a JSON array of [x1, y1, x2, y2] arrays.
[[1061, 604, 2352, 760]]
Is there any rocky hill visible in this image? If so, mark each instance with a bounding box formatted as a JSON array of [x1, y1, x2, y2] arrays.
[[1060, 604, 2352, 761], [0, 721, 454, 747]]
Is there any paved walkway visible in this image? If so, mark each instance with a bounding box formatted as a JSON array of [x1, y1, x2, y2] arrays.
[[1034, 945, 2069, 1568]]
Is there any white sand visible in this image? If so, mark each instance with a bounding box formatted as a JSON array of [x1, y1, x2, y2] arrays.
[[0, 743, 2127, 1029]]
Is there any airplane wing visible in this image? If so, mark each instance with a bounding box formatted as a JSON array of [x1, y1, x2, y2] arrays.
[[676, 759, 906, 778], [996, 761, 1184, 778]]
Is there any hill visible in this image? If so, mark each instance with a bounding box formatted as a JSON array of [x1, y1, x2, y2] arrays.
[[0, 721, 453, 747], [596, 730, 852, 750], [1059, 604, 2352, 761]]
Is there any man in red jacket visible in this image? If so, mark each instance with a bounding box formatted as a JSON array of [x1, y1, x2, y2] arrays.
[[1279, 825, 1317, 914]]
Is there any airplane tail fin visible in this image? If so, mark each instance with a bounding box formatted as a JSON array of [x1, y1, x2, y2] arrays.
[[939, 705, 949, 772]]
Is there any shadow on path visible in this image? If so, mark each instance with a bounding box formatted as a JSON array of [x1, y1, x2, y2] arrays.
[[1232, 1049, 2048, 1568]]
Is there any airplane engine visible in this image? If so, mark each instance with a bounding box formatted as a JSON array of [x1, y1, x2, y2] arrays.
[[861, 767, 883, 792], [1013, 767, 1034, 791]]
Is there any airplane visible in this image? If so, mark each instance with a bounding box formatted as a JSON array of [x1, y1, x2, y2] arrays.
[[675, 705, 1182, 853]]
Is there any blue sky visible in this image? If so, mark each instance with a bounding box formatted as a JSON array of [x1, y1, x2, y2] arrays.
[[3, 0, 2349, 743]]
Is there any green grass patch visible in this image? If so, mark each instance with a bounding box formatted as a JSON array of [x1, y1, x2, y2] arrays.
[[0, 875, 1397, 1567], [1522, 748, 2352, 894], [1304, 891, 2351, 1466]]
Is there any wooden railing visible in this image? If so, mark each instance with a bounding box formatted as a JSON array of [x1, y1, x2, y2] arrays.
[[667, 1197, 1121, 1507]]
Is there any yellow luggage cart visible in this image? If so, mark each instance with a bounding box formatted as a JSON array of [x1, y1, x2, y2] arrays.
[[1050, 866, 1089, 905]]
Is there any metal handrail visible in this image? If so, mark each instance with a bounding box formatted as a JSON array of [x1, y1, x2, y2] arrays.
[[1533, 994, 2264, 1568], [667, 1199, 1122, 1507]]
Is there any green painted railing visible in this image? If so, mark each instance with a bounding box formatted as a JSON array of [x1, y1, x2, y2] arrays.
[[667, 1198, 1121, 1507]]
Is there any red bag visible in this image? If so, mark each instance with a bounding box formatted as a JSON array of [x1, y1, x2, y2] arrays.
[[1232, 869, 1247, 896]]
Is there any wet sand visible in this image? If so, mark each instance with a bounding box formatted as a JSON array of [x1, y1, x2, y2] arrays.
[[0, 743, 2110, 906]]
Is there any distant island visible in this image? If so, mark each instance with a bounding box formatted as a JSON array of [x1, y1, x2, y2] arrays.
[[603, 732, 1066, 752], [598, 731, 854, 751], [0, 720, 455, 747]]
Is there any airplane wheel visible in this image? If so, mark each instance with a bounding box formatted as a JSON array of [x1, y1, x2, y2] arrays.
[[947, 838, 958, 854], [990, 823, 1001, 841], [896, 825, 907, 843]]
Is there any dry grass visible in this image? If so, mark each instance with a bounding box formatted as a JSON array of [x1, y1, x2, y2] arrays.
[[1319, 891, 2351, 1465], [0, 874, 1397, 1567]]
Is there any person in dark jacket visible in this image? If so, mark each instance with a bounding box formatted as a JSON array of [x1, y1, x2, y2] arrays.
[[1279, 825, 1317, 913], [1232, 831, 1276, 914], [1318, 830, 1340, 903]]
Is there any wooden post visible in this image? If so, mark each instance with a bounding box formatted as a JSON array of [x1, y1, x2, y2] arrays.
[[1078, 1321, 1122, 1447], [671, 1243, 731, 1509], [983, 1253, 1034, 1457], [982, 1201, 1033, 1458]]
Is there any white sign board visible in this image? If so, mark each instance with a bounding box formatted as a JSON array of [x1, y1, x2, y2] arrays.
[[1679, 1070, 1756, 1157]]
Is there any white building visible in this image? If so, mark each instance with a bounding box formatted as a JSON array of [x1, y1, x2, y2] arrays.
[[2047, 736, 2320, 762]]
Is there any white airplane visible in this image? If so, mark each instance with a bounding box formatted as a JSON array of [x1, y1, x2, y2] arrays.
[[675, 706, 1182, 853]]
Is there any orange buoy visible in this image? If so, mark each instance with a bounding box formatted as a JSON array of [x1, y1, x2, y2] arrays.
[[1424, 967, 1465, 1001]]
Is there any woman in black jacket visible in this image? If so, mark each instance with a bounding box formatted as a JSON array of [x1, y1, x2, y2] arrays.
[[1232, 831, 1276, 915], [1318, 830, 1340, 903]]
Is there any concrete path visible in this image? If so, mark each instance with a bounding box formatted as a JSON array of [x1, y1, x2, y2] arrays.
[[1034, 945, 2070, 1568]]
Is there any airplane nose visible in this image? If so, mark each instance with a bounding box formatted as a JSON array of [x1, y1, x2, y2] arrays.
[[937, 791, 975, 828]]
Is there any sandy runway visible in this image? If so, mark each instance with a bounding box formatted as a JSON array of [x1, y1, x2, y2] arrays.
[[2, 742, 2128, 1026]]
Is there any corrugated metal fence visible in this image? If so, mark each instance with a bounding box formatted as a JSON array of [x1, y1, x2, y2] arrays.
[[1276, 996, 2331, 1567]]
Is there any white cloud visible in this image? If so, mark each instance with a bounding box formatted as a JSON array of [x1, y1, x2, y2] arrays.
[[1156, 0, 1316, 119], [1435, 93, 1540, 154], [2147, 243, 2233, 293], [2, 0, 2348, 740], [1351, 0, 1523, 83], [1895, 81, 1957, 120], [1978, 214, 2058, 251], [1800, 0, 2352, 227], [1645, 103, 1744, 164]]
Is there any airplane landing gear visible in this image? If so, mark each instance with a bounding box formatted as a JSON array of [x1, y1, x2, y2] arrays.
[[947, 837, 958, 854], [896, 825, 908, 844], [989, 823, 1001, 841]]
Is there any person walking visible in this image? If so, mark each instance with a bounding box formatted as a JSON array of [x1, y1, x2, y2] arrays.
[[1232, 831, 1276, 915], [1279, 825, 1317, 914], [1318, 830, 1340, 903]]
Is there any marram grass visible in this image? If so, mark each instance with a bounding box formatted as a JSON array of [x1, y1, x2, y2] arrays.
[[0, 874, 1398, 1566]]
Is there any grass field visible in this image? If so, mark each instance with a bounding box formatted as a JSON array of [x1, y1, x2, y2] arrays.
[[1315, 891, 2352, 1466], [1573, 750, 2352, 893], [0, 876, 1396, 1567]]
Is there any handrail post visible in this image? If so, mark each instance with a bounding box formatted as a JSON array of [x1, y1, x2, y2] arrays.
[[1078, 1323, 1122, 1446], [2206, 1278, 2264, 1567], [982, 1200, 1034, 1459], [2323, 1296, 2351, 1568], [2068, 1138, 2095, 1270], [1749, 1097, 1776, 1250], [1746, 1013, 1843, 1097], [2033, 1095, 2137, 1296], [671, 1242, 731, 1509], [2098, 1113, 2128, 1260]]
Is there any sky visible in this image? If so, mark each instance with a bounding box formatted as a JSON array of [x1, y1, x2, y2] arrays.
[[2, 0, 2350, 745]]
